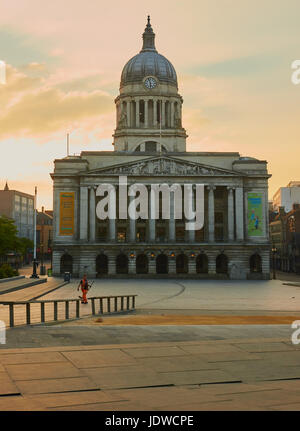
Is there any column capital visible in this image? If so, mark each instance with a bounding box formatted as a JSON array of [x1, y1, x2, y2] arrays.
[[207, 185, 216, 191], [227, 186, 235, 191]]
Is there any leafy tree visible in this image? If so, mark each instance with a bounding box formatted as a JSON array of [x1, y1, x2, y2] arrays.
[[0, 216, 33, 257], [0, 216, 19, 256]]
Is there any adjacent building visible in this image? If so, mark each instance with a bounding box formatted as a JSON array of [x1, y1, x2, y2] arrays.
[[51, 17, 271, 279], [273, 181, 300, 213], [0, 182, 34, 240], [36, 207, 53, 262], [270, 204, 300, 273]]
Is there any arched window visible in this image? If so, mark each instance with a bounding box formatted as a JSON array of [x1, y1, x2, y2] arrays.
[[60, 254, 73, 274], [134, 142, 167, 152], [116, 254, 128, 274], [156, 254, 168, 274], [96, 254, 108, 276], [250, 253, 262, 273], [216, 254, 228, 274], [196, 254, 208, 274], [136, 254, 148, 274], [176, 254, 188, 274]]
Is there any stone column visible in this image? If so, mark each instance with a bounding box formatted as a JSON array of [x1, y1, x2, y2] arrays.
[[162, 100, 166, 127], [207, 186, 216, 242], [227, 187, 234, 241], [148, 255, 156, 274], [170, 101, 175, 128], [135, 99, 140, 127], [129, 194, 136, 242], [89, 187, 96, 242], [80, 186, 88, 241], [208, 254, 216, 274], [169, 256, 176, 274], [144, 99, 148, 128], [235, 187, 244, 240], [188, 256, 197, 274], [108, 254, 116, 275], [169, 191, 175, 242], [109, 217, 116, 242], [188, 186, 195, 243], [128, 254, 136, 274], [153, 99, 157, 127], [149, 187, 156, 242], [126, 100, 131, 128]]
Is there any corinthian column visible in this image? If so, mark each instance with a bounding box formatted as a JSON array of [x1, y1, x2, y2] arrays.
[[89, 187, 96, 242], [144, 99, 148, 128], [227, 187, 234, 241], [207, 186, 216, 242], [136, 99, 140, 127]]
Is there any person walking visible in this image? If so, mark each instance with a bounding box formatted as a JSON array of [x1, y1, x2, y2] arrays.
[[77, 274, 89, 304]]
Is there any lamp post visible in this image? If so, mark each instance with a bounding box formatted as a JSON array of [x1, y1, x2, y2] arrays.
[[272, 245, 277, 280], [30, 186, 39, 279]]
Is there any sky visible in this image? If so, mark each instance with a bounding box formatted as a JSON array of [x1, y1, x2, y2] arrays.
[[0, 0, 299, 209]]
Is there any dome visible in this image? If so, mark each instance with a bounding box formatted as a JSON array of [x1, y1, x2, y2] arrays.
[[120, 17, 178, 88]]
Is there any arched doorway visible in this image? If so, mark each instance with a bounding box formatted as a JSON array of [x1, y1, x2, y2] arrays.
[[156, 254, 168, 274], [96, 254, 108, 276], [250, 253, 262, 273], [136, 254, 148, 274], [216, 254, 228, 274], [116, 254, 128, 274], [196, 254, 208, 273], [176, 254, 188, 274], [60, 254, 73, 274]]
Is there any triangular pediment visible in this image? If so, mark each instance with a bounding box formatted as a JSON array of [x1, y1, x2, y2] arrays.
[[83, 156, 243, 177]]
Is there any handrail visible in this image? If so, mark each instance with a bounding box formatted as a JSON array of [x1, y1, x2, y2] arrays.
[[0, 294, 137, 327]]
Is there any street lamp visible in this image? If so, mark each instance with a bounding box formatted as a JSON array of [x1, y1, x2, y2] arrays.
[[272, 245, 277, 280], [30, 186, 39, 279]]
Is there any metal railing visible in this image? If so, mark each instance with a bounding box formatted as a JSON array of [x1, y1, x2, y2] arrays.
[[0, 294, 137, 327]]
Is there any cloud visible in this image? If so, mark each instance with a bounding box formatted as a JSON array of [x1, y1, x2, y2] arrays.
[[0, 64, 113, 138]]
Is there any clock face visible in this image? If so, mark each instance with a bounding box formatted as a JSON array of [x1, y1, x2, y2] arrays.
[[144, 77, 157, 89]]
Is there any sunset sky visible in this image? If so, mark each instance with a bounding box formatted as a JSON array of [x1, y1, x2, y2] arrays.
[[0, 0, 299, 209]]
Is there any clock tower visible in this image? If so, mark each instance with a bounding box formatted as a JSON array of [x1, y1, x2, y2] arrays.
[[113, 16, 187, 153]]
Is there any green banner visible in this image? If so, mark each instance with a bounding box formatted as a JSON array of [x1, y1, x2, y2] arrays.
[[247, 193, 263, 236]]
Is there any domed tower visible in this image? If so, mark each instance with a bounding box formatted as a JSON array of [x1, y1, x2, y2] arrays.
[[113, 16, 187, 153]]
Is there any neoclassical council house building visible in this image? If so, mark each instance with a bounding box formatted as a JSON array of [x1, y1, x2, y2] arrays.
[[51, 17, 271, 279]]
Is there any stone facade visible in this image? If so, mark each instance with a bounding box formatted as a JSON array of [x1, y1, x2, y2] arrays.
[[51, 17, 271, 280]]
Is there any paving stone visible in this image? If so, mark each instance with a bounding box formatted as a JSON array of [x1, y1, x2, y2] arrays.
[[255, 351, 300, 366], [62, 349, 137, 368], [0, 372, 20, 395], [236, 342, 295, 353], [136, 356, 217, 373], [179, 343, 243, 355], [0, 352, 67, 365], [269, 402, 300, 411], [106, 386, 219, 409], [0, 395, 44, 410], [15, 377, 98, 394], [5, 362, 81, 381], [218, 360, 300, 381], [160, 369, 237, 386], [224, 389, 300, 407], [198, 382, 282, 395], [52, 400, 148, 411], [197, 351, 262, 363], [83, 365, 172, 389], [26, 390, 122, 408], [122, 346, 188, 358]]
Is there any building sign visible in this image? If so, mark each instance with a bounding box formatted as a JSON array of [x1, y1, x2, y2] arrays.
[[247, 193, 263, 236], [59, 192, 74, 235]]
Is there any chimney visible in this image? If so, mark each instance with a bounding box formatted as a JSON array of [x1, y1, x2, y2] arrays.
[[42, 206, 44, 213]]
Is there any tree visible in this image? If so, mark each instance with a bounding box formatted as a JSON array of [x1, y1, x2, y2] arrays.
[[0, 216, 19, 256], [0, 216, 33, 258]]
